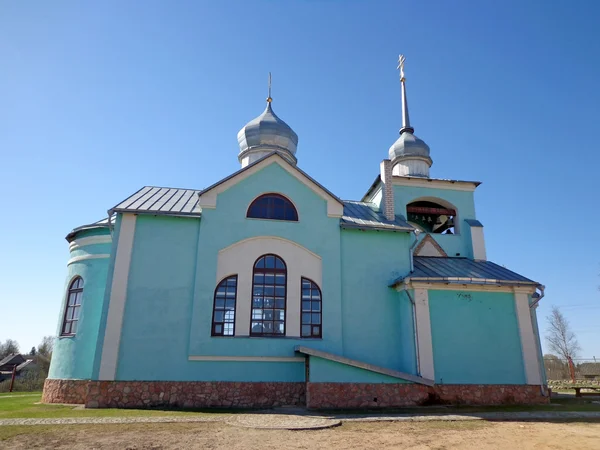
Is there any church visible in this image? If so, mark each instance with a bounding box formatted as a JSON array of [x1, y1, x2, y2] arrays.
[[43, 57, 548, 409]]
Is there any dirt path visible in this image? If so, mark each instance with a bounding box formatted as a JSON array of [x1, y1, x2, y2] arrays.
[[2, 420, 600, 449]]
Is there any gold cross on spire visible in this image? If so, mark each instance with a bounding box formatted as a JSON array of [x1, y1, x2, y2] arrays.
[[267, 72, 272, 103], [397, 55, 406, 82]]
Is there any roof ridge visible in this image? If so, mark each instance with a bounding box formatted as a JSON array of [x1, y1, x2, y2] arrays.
[[142, 185, 201, 192]]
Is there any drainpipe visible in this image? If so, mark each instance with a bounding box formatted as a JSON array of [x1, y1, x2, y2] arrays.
[[529, 285, 547, 397], [403, 287, 421, 377], [409, 229, 421, 272]]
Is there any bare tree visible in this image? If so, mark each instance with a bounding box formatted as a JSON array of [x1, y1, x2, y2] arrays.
[[37, 336, 53, 359], [546, 306, 581, 361], [36, 336, 54, 376], [0, 339, 20, 359]]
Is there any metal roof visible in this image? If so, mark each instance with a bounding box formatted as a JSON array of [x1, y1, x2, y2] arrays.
[[109, 186, 202, 217], [66, 215, 115, 242], [465, 219, 484, 227], [341, 201, 414, 232], [391, 256, 538, 287]]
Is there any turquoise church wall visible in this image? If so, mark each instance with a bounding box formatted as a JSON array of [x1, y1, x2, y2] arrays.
[[115, 162, 341, 382], [398, 290, 417, 375], [428, 290, 525, 384], [340, 229, 415, 374], [49, 228, 112, 380], [309, 357, 410, 383], [393, 185, 477, 258]]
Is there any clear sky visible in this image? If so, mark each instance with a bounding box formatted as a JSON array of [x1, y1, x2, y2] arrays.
[[1, 1, 598, 358]]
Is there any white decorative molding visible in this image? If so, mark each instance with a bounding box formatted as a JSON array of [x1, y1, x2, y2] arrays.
[[470, 226, 487, 260], [414, 235, 447, 257], [98, 214, 137, 381], [392, 176, 478, 192], [67, 254, 111, 266], [514, 292, 542, 385], [188, 356, 304, 362], [414, 288, 435, 380], [68, 235, 112, 252], [216, 236, 322, 338], [402, 282, 537, 294], [198, 154, 344, 217]]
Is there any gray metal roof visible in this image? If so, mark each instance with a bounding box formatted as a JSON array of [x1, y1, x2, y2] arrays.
[[391, 256, 538, 287], [341, 201, 414, 232], [109, 186, 202, 217], [465, 219, 484, 227], [66, 215, 115, 242]]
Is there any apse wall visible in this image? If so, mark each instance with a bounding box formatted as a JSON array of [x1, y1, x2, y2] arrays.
[[48, 228, 112, 380]]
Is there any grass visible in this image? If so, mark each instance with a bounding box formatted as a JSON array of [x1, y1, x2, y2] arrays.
[[0, 392, 599, 420], [0, 394, 219, 419]]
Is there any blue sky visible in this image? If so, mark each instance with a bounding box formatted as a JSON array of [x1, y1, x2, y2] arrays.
[[1, 1, 598, 358]]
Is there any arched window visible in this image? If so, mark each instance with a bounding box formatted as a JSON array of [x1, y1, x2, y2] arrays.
[[61, 277, 83, 336], [301, 278, 322, 338], [407, 200, 457, 234], [212, 275, 237, 336], [247, 194, 298, 221], [251, 254, 286, 336]]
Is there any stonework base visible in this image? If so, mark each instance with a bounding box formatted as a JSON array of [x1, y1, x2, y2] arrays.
[[306, 383, 549, 409], [42, 379, 88, 404], [84, 381, 306, 409], [42, 379, 548, 409]]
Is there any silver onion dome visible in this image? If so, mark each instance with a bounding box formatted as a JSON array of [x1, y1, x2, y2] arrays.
[[388, 130, 431, 162], [237, 101, 298, 165]]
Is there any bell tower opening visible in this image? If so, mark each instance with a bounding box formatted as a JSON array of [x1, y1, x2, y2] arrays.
[[407, 200, 456, 234]]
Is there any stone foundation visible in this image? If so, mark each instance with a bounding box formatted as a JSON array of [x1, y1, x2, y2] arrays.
[[43, 379, 548, 409], [306, 383, 549, 409], [42, 379, 88, 404], [84, 381, 306, 409]]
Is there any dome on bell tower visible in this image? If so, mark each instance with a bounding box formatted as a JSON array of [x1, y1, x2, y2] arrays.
[[237, 74, 298, 168]]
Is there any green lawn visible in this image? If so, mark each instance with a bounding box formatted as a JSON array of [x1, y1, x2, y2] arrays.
[[0, 392, 599, 419], [0, 393, 219, 419]]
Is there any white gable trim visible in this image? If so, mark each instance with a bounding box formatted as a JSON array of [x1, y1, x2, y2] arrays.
[[198, 154, 344, 217], [392, 176, 479, 192], [399, 282, 537, 294]]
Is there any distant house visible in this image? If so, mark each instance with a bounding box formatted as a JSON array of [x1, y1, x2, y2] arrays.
[[0, 354, 36, 382]]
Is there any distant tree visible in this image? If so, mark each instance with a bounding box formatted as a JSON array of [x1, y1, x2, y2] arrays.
[[29, 347, 36, 356], [37, 336, 53, 359], [36, 336, 54, 377], [0, 339, 20, 359], [546, 306, 581, 361]]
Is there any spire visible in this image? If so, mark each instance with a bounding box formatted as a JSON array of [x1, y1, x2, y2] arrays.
[[267, 72, 272, 104], [397, 55, 414, 134], [388, 54, 432, 177]]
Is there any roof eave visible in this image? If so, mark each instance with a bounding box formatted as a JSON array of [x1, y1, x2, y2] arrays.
[[65, 223, 111, 242], [109, 208, 202, 219], [340, 222, 413, 233], [361, 175, 383, 202], [390, 276, 540, 288]]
